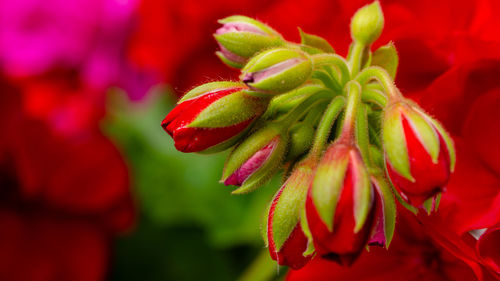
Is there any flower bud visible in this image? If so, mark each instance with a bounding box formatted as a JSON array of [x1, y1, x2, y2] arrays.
[[161, 81, 268, 153], [241, 48, 313, 94], [305, 141, 374, 264], [221, 124, 288, 193], [214, 15, 284, 68], [266, 157, 317, 269], [287, 122, 315, 161], [350, 1, 384, 45], [382, 101, 456, 206]]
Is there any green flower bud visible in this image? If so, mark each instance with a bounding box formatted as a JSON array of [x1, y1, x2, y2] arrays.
[[214, 15, 285, 68], [350, 1, 384, 45], [241, 48, 313, 94], [287, 122, 315, 161]]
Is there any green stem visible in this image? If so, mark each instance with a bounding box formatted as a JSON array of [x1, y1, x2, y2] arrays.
[[310, 96, 346, 156], [311, 70, 342, 92], [340, 81, 362, 142], [264, 85, 325, 119], [303, 102, 328, 126], [356, 103, 371, 165], [278, 90, 332, 126], [348, 41, 365, 76], [362, 88, 387, 108], [237, 250, 280, 281], [311, 54, 350, 86], [355, 66, 401, 101]]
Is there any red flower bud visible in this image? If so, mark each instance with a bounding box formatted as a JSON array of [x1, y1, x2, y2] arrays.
[[266, 157, 317, 269], [305, 142, 374, 265], [161, 82, 268, 153], [382, 102, 456, 206]]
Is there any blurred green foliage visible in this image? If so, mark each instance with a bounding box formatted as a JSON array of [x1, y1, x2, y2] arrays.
[[103, 87, 284, 281]]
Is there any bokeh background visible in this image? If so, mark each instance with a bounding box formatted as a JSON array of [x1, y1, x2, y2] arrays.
[[1, 0, 499, 281]]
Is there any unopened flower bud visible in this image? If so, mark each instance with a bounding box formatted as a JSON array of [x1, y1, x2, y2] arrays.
[[241, 48, 313, 94], [382, 101, 456, 206], [222, 124, 288, 193], [305, 141, 375, 264], [266, 157, 317, 269], [287, 122, 315, 161], [214, 15, 284, 68], [161, 81, 268, 153], [350, 1, 384, 45]]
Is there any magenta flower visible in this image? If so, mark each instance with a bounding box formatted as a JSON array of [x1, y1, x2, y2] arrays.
[[0, 0, 152, 99]]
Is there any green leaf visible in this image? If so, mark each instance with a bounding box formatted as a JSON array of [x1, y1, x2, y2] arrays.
[[298, 28, 335, 53], [372, 42, 398, 79]]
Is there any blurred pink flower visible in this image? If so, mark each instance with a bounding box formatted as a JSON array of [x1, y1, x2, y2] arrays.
[[0, 0, 153, 99]]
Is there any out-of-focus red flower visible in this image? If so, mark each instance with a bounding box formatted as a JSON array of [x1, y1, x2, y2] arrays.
[[287, 208, 498, 281], [0, 76, 134, 281], [129, 0, 500, 94]]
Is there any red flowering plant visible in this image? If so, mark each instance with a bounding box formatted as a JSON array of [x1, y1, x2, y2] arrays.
[[0, 75, 135, 281], [159, 1, 500, 279]]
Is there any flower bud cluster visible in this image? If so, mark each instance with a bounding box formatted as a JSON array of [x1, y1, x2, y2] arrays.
[[161, 1, 456, 269]]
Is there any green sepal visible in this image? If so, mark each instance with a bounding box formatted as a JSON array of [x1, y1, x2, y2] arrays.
[[388, 179, 418, 215], [221, 124, 288, 194], [232, 134, 288, 194], [218, 15, 281, 37], [300, 206, 316, 257], [216, 51, 245, 69], [382, 104, 412, 181], [298, 28, 335, 53], [422, 193, 441, 214], [418, 109, 456, 171], [351, 149, 372, 233], [404, 107, 440, 164], [311, 143, 350, 231], [350, 1, 384, 45], [371, 172, 396, 247], [179, 81, 244, 103], [243, 48, 303, 73], [249, 60, 312, 93], [214, 32, 284, 59], [242, 48, 313, 94], [189, 91, 268, 128], [270, 158, 316, 251], [300, 45, 326, 55], [372, 42, 398, 79]]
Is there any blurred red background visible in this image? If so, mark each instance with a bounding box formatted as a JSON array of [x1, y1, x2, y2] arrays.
[[1, 0, 499, 280]]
